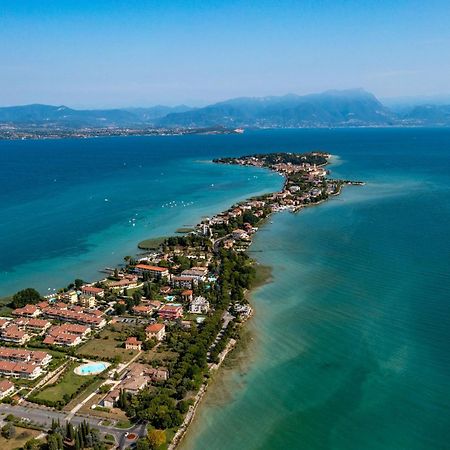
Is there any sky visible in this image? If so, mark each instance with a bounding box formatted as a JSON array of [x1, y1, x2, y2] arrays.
[[1, 0, 450, 108]]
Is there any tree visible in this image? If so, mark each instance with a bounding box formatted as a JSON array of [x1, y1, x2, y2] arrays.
[[11, 287, 41, 308], [136, 438, 150, 450], [74, 279, 84, 289], [147, 429, 166, 449], [24, 438, 42, 450], [1, 422, 15, 439]]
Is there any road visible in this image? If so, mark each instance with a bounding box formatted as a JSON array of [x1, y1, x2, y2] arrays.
[[0, 404, 146, 448]]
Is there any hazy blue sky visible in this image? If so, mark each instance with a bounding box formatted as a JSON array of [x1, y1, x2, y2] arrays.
[[1, 0, 449, 107]]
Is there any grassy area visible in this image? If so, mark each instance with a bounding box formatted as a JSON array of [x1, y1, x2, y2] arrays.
[[175, 227, 194, 233], [33, 363, 94, 403], [138, 236, 166, 250], [63, 377, 105, 411], [0, 426, 42, 450], [115, 420, 132, 429], [76, 326, 139, 362]]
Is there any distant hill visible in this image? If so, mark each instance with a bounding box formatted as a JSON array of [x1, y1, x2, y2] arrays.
[[156, 89, 397, 128], [402, 104, 450, 126], [1, 90, 450, 129], [0, 104, 193, 128]]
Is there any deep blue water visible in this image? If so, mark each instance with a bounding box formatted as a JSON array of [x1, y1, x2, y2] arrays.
[[1, 129, 450, 450]]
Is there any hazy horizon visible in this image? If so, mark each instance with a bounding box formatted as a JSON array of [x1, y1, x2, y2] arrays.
[[2, 0, 450, 108]]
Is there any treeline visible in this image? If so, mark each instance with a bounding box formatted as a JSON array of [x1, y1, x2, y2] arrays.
[[47, 419, 105, 450], [119, 248, 254, 430]]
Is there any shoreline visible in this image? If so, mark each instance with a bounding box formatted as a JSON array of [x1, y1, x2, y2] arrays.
[[171, 263, 272, 449], [168, 152, 363, 449], [1, 151, 362, 450]]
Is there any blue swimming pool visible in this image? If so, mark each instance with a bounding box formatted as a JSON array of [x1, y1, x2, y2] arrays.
[[76, 361, 109, 376]]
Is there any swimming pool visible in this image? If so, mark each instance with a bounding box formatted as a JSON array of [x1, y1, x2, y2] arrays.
[[75, 361, 110, 376]]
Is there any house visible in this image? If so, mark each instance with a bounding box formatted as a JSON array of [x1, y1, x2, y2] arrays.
[[147, 367, 169, 382], [43, 333, 81, 347], [14, 318, 51, 335], [159, 286, 172, 295], [158, 304, 183, 321], [0, 380, 14, 399], [11, 304, 40, 318], [101, 389, 120, 408], [125, 337, 142, 350], [180, 266, 208, 282], [1, 326, 31, 345], [81, 285, 105, 298], [57, 290, 78, 303], [145, 323, 166, 341], [132, 305, 154, 316], [232, 229, 249, 240], [0, 347, 51, 366], [134, 264, 169, 278], [223, 239, 234, 249], [189, 296, 210, 314], [0, 361, 42, 379], [49, 323, 90, 337], [171, 276, 195, 289], [181, 290, 193, 302], [79, 295, 96, 308]]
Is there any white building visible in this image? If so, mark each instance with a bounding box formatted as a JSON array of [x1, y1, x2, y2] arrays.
[[189, 296, 210, 314]]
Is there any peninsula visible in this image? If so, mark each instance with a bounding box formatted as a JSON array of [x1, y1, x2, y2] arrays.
[[0, 152, 362, 450]]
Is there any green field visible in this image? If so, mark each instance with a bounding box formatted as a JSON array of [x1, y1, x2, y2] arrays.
[[76, 326, 139, 362], [33, 364, 94, 403], [137, 236, 166, 250]]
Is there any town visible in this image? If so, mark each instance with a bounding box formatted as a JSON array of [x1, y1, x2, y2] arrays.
[[0, 152, 358, 450]]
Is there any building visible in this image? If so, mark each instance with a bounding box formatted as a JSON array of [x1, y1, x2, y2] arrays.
[[189, 296, 210, 315], [145, 323, 166, 341], [132, 305, 154, 316], [51, 323, 90, 336], [1, 326, 31, 345], [79, 295, 96, 308], [125, 337, 142, 350], [14, 318, 51, 335], [147, 367, 169, 382], [179, 266, 208, 282], [81, 285, 105, 298], [135, 264, 169, 278], [43, 333, 81, 347], [57, 290, 78, 303], [0, 361, 42, 379], [0, 380, 14, 399], [11, 304, 40, 318], [232, 229, 249, 240], [0, 347, 52, 366], [181, 290, 193, 302], [158, 304, 183, 321], [171, 276, 195, 289], [101, 389, 120, 408]]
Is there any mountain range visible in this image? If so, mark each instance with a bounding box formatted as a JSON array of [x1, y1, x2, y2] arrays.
[[1, 89, 449, 129]]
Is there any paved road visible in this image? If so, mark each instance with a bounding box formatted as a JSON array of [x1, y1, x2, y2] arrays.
[[0, 404, 146, 448]]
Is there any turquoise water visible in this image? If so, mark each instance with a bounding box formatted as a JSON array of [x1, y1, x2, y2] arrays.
[[78, 361, 108, 375], [0, 135, 283, 296], [1, 129, 449, 449], [180, 129, 450, 450]]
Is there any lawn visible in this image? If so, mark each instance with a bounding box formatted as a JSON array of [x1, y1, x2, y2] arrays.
[[76, 326, 139, 362], [33, 363, 94, 403], [0, 426, 42, 450]]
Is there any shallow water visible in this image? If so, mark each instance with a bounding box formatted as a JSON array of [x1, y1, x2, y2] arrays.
[[180, 128, 450, 450]]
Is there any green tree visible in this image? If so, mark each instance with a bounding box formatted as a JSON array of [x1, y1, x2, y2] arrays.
[[1, 422, 16, 439], [24, 438, 41, 450], [11, 287, 41, 308]]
